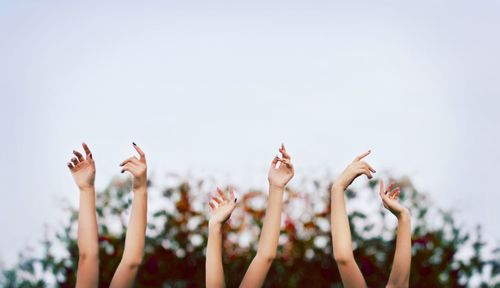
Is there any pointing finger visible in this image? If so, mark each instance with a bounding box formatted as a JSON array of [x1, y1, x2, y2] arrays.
[[132, 142, 146, 161], [279, 144, 291, 160], [82, 142, 92, 158], [228, 186, 235, 201], [353, 150, 371, 162], [379, 179, 385, 198]]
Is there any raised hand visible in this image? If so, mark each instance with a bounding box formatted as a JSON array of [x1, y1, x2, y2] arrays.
[[110, 143, 149, 288], [209, 187, 237, 226], [380, 180, 412, 288], [69, 142, 99, 288], [119, 142, 147, 191], [379, 180, 410, 218], [67, 143, 95, 190], [334, 150, 376, 190], [267, 144, 294, 189]]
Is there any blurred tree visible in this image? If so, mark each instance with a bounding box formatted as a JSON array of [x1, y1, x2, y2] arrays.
[[1, 175, 499, 287]]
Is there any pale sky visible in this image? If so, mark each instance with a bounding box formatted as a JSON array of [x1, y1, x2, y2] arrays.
[[0, 0, 499, 266]]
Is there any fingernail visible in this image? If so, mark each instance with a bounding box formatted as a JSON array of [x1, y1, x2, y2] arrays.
[[235, 198, 237, 202], [121, 170, 124, 173], [133, 142, 137, 146]]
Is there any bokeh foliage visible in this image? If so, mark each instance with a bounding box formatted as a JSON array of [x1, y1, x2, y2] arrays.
[[1, 175, 499, 287]]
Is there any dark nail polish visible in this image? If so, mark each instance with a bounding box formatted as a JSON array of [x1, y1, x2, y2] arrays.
[[235, 198, 237, 202], [121, 170, 124, 173], [133, 142, 137, 146]]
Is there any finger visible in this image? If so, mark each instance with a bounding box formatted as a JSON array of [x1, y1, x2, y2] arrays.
[[394, 190, 401, 200], [279, 143, 291, 160], [385, 181, 395, 195], [132, 142, 146, 161], [390, 187, 401, 199], [361, 161, 376, 173], [358, 168, 372, 179], [365, 169, 373, 179], [82, 142, 92, 158], [216, 187, 227, 201], [73, 150, 84, 162], [353, 150, 371, 162], [67, 162, 74, 170], [71, 157, 79, 166], [278, 158, 293, 168], [209, 201, 216, 210], [212, 196, 223, 204], [228, 186, 236, 201], [271, 155, 280, 167], [121, 163, 137, 174], [379, 179, 385, 198], [120, 156, 139, 167]]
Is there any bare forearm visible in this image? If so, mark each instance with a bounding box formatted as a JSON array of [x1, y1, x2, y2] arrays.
[[256, 185, 284, 260], [239, 185, 284, 288], [78, 187, 99, 257], [330, 185, 354, 262], [76, 187, 99, 288], [388, 213, 411, 288], [206, 223, 225, 288], [122, 188, 148, 265]]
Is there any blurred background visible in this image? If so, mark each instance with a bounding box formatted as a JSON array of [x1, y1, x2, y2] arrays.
[[0, 0, 499, 286]]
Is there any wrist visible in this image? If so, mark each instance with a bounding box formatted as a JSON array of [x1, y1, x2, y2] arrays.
[[79, 186, 95, 193], [208, 221, 223, 232], [331, 183, 346, 193], [396, 210, 411, 222], [133, 186, 147, 196], [269, 183, 285, 192]]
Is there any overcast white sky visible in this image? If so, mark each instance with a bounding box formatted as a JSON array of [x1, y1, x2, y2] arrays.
[[0, 0, 499, 266]]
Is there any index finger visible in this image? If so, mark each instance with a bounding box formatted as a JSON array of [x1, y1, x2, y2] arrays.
[[132, 142, 146, 160], [82, 142, 92, 158], [279, 143, 291, 160], [353, 150, 371, 162], [379, 179, 385, 198], [228, 186, 236, 201]]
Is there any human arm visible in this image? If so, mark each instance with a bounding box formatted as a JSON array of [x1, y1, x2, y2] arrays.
[[379, 180, 411, 288], [206, 187, 237, 288], [239, 144, 294, 288], [68, 143, 99, 288], [331, 150, 376, 288], [110, 143, 148, 288]]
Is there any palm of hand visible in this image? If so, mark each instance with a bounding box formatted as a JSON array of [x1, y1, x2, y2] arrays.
[[336, 151, 375, 189], [210, 201, 235, 224], [72, 160, 96, 189], [268, 164, 294, 188], [382, 197, 407, 216], [379, 180, 409, 217], [209, 187, 237, 225]]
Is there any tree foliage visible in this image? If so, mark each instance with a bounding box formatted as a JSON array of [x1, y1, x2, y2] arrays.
[[1, 175, 499, 287]]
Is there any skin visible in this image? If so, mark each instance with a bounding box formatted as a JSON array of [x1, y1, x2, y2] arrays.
[[380, 180, 412, 288], [206, 144, 294, 288], [330, 150, 411, 288], [110, 143, 148, 288], [68, 143, 99, 288]]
